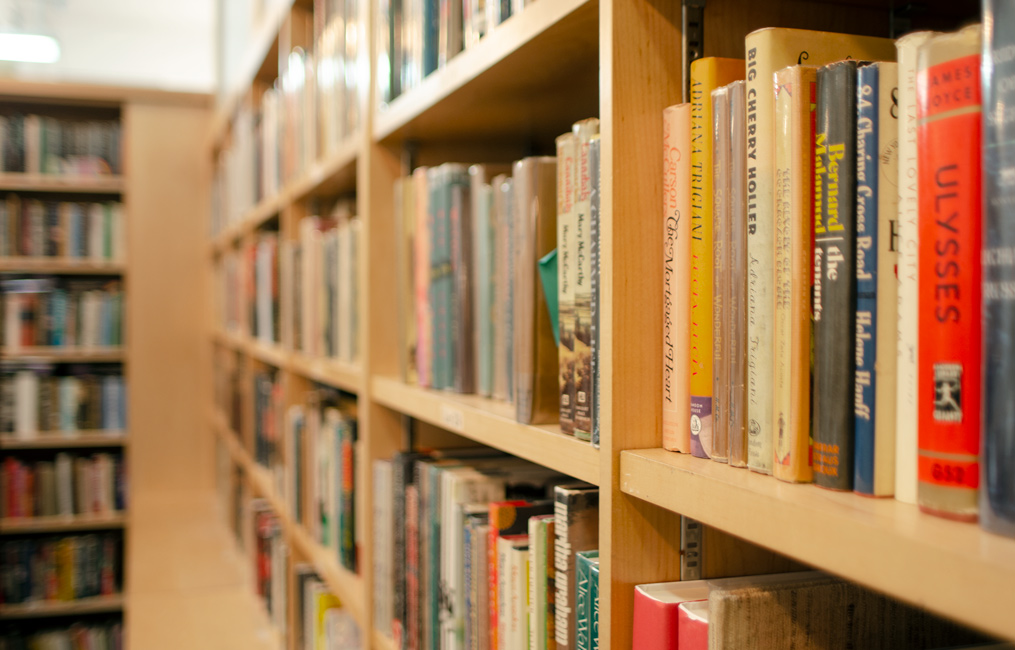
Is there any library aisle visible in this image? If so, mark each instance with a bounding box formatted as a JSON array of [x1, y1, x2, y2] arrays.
[[126, 489, 280, 650]]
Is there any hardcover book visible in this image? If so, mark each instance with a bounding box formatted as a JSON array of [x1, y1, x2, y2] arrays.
[[727, 81, 749, 468], [556, 132, 578, 436], [553, 484, 598, 650], [812, 60, 860, 491], [661, 103, 692, 453], [916, 26, 982, 521], [711, 85, 731, 464], [572, 118, 600, 442], [689, 57, 744, 460], [744, 27, 897, 475]]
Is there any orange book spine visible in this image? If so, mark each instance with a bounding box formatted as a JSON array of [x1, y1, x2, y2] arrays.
[[662, 104, 692, 452]]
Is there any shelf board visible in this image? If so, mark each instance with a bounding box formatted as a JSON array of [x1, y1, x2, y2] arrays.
[[0, 431, 127, 449], [373, 630, 397, 650], [1, 513, 127, 534], [374, 0, 598, 144], [210, 134, 359, 254], [211, 414, 366, 627], [214, 330, 362, 393], [370, 376, 599, 485], [0, 594, 124, 619], [620, 448, 1015, 640], [0, 173, 124, 194], [0, 347, 124, 362], [0, 257, 126, 275]]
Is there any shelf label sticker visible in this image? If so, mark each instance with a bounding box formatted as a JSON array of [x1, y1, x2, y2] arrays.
[[440, 404, 465, 433]]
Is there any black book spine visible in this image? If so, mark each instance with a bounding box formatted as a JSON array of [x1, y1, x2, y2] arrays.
[[983, 0, 1015, 537], [812, 60, 859, 490]]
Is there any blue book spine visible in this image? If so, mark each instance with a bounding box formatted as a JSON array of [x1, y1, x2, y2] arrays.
[[423, 0, 439, 76], [984, 0, 1015, 537], [853, 64, 880, 495], [52, 289, 66, 347], [463, 520, 473, 647]]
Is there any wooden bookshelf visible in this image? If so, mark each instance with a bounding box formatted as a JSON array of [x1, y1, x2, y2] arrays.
[[1, 513, 128, 534], [0, 432, 127, 449], [214, 330, 362, 393], [0, 257, 126, 275], [211, 412, 365, 625], [371, 376, 600, 485], [373, 631, 397, 650], [0, 346, 125, 362], [0, 173, 124, 194], [620, 448, 1015, 640], [0, 595, 125, 620]]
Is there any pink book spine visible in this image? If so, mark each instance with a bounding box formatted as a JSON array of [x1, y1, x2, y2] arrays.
[[413, 167, 432, 387]]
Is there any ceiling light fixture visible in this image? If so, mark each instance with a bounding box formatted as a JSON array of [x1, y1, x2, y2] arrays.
[[0, 33, 60, 63]]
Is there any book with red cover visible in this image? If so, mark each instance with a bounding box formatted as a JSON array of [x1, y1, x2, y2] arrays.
[[916, 26, 982, 521], [631, 580, 709, 650], [677, 600, 709, 650]]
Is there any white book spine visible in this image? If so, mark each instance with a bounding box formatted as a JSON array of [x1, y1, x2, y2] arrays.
[[4, 294, 20, 350], [895, 31, 936, 505], [14, 370, 38, 437]]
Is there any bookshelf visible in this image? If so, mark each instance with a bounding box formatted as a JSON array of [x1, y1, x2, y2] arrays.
[[0, 513, 128, 534], [0, 173, 125, 193], [0, 595, 126, 620], [208, 1, 1010, 649]]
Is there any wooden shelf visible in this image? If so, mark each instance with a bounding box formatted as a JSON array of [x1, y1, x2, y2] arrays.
[[374, 0, 598, 144], [210, 135, 358, 253], [0, 594, 124, 619], [619, 448, 1015, 640], [0, 432, 127, 449], [211, 413, 366, 627], [0, 257, 126, 275], [215, 330, 362, 393], [373, 630, 397, 650], [0, 173, 124, 194], [1, 513, 127, 534], [370, 376, 599, 485], [0, 347, 124, 362]]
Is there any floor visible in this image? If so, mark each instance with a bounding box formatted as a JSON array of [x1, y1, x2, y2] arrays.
[[127, 489, 282, 650]]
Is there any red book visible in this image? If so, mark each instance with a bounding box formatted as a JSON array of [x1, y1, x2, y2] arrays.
[[632, 580, 709, 650], [677, 600, 709, 650], [916, 27, 982, 521], [487, 500, 527, 650]]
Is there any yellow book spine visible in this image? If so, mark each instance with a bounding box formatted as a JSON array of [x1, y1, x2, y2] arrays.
[[689, 57, 744, 460]]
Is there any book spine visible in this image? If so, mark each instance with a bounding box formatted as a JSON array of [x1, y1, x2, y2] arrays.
[[895, 31, 936, 505], [575, 553, 592, 650], [983, 0, 1015, 537], [728, 81, 749, 467], [573, 118, 599, 441], [661, 104, 692, 452], [853, 63, 881, 496], [589, 136, 601, 448], [812, 61, 859, 491], [689, 62, 712, 459], [556, 133, 577, 436], [415, 167, 432, 387], [916, 30, 981, 521], [773, 65, 816, 483], [712, 86, 731, 463]]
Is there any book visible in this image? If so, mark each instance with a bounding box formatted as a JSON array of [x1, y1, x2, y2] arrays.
[[689, 57, 744, 460], [895, 31, 938, 506], [492, 174, 515, 402], [727, 80, 750, 468], [772, 64, 817, 483], [662, 103, 692, 453], [812, 59, 861, 491], [574, 550, 599, 650], [415, 166, 433, 387], [472, 165, 500, 398], [982, 0, 1015, 538], [556, 132, 578, 436], [572, 118, 599, 442], [712, 84, 731, 465], [677, 600, 708, 650], [553, 483, 598, 650], [853, 61, 899, 497], [513, 156, 559, 425], [631, 581, 710, 650], [916, 26, 982, 521], [528, 514, 555, 650], [744, 27, 897, 475], [589, 135, 602, 448]]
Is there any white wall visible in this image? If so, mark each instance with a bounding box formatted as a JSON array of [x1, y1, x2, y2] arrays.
[[0, 0, 215, 93]]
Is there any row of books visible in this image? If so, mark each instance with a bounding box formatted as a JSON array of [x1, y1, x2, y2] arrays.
[[396, 150, 595, 431], [1, 278, 124, 349], [0, 114, 121, 176], [371, 448, 600, 650], [218, 209, 361, 363], [631, 572, 991, 650], [251, 369, 359, 572], [0, 533, 121, 605], [377, 0, 540, 104], [660, 18, 1015, 534], [212, 4, 364, 236], [0, 622, 123, 650], [0, 365, 126, 437], [0, 197, 125, 261], [0, 453, 127, 519], [251, 499, 361, 649]]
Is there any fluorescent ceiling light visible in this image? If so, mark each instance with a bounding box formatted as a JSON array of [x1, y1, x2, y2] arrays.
[[0, 34, 61, 63]]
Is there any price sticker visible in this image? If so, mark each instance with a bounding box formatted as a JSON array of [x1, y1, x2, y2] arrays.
[[439, 404, 465, 432]]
